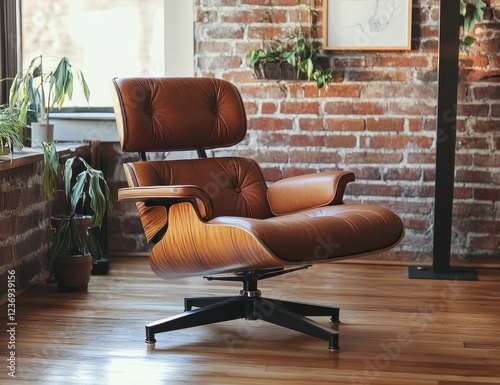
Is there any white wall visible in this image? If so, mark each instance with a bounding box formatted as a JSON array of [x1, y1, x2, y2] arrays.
[[164, 0, 194, 77]]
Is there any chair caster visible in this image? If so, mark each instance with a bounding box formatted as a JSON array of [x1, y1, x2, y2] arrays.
[[145, 328, 157, 344], [328, 335, 340, 351]]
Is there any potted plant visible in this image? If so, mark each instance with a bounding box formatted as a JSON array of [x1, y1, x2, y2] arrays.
[[0, 105, 24, 158], [247, 0, 333, 90], [8, 55, 90, 145], [42, 142, 112, 292]]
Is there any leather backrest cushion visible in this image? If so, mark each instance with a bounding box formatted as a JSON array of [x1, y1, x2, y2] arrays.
[[111, 77, 247, 152], [126, 157, 273, 220]]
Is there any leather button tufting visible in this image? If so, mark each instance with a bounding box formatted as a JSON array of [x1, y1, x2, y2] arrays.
[[235, 187, 241, 193], [212, 108, 218, 114]]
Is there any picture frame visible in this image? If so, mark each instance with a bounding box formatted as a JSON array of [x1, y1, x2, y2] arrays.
[[323, 0, 412, 51]]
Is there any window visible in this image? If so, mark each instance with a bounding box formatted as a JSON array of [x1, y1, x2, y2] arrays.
[[21, 0, 165, 109]]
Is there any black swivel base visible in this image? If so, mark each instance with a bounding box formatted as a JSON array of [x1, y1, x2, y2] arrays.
[[145, 267, 341, 350]]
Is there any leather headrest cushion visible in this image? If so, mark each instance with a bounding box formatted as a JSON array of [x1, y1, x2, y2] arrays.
[[111, 77, 247, 152]]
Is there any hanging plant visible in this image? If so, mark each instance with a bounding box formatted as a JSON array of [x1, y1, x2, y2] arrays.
[[459, 0, 487, 51], [247, 0, 333, 91]]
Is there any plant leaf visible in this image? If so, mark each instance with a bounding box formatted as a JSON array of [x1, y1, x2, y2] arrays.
[[86, 228, 102, 260], [70, 171, 86, 213], [41, 142, 59, 199]]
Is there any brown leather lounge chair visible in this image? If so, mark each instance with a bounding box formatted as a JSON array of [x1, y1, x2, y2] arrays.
[[111, 77, 404, 350]]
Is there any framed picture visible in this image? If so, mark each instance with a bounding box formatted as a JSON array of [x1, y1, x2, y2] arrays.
[[323, 0, 412, 50]]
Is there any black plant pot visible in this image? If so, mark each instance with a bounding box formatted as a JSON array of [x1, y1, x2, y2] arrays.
[[254, 62, 306, 81], [92, 257, 109, 275]]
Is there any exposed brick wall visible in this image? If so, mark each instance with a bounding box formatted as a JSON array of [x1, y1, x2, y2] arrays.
[[0, 161, 51, 298], [100, 143, 150, 255], [0, 146, 90, 299], [192, 0, 500, 264]]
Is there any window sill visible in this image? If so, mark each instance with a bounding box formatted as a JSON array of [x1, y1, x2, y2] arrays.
[[0, 143, 89, 172]]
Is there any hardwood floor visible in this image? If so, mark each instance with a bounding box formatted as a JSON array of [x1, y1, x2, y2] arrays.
[[3, 257, 500, 384]]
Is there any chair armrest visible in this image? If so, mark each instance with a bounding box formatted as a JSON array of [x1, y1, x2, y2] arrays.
[[118, 185, 213, 219], [267, 171, 355, 215]]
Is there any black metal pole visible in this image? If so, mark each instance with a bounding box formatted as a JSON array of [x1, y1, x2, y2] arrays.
[[409, 0, 477, 280], [432, 0, 460, 273]]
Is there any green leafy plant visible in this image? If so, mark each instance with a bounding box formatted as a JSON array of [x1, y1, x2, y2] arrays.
[[247, 0, 333, 91], [0, 105, 24, 158], [459, 0, 487, 51], [42, 142, 112, 271], [8, 55, 90, 125]]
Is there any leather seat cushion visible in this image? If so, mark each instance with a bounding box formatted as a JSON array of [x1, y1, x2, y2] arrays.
[[210, 204, 404, 262]]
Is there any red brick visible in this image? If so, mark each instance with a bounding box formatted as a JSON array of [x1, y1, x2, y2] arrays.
[[362, 84, 436, 99], [408, 119, 423, 132], [361, 135, 432, 149], [453, 203, 495, 218], [474, 154, 500, 167], [456, 137, 490, 150], [280, 101, 319, 114], [197, 55, 242, 70], [298, 118, 324, 131], [223, 70, 256, 83], [423, 168, 435, 182], [0, 244, 13, 266], [402, 185, 435, 198], [324, 101, 385, 115], [371, 55, 430, 68], [491, 104, 500, 118], [471, 119, 500, 133], [257, 133, 291, 147], [383, 168, 422, 181], [346, 183, 403, 197], [404, 218, 431, 231], [473, 85, 500, 101], [387, 101, 436, 116], [248, 117, 293, 131], [248, 25, 293, 40], [261, 102, 277, 114], [345, 152, 403, 164], [475, 188, 500, 201], [205, 25, 244, 40], [220, 9, 277, 23], [456, 154, 474, 168], [454, 219, 500, 234], [347, 70, 411, 82], [453, 187, 473, 200], [366, 118, 405, 132], [345, 166, 381, 180], [282, 168, 319, 179], [289, 150, 341, 164], [290, 134, 326, 147], [247, 149, 289, 163], [243, 101, 258, 115], [469, 235, 500, 252], [325, 84, 360, 98], [326, 118, 365, 131], [325, 135, 357, 148], [261, 168, 281, 182], [239, 84, 286, 99]]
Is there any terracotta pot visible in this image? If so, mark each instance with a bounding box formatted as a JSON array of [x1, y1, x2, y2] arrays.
[[51, 215, 94, 292], [54, 254, 93, 292], [51, 215, 92, 243]]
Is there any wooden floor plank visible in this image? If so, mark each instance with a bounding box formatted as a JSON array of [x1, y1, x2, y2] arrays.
[[2, 257, 500, 384]]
